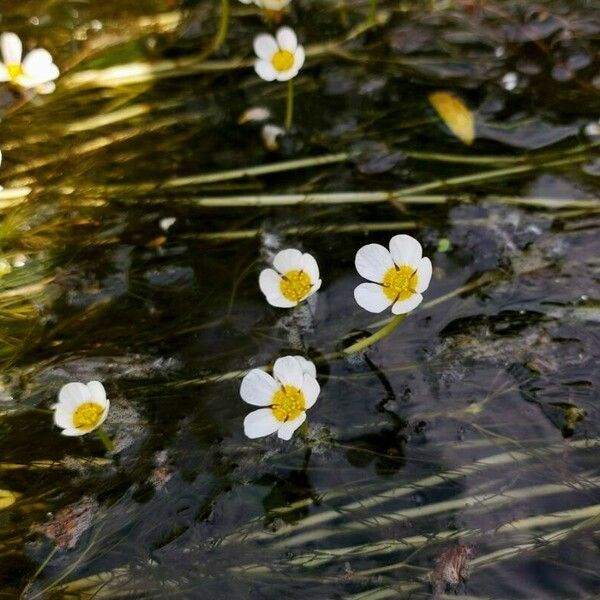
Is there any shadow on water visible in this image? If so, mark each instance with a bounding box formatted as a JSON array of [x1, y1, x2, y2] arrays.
[[0, 0, 599, 598]]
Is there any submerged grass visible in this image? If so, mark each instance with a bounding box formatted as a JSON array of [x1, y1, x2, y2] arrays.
[[0, 0, 599, 599]]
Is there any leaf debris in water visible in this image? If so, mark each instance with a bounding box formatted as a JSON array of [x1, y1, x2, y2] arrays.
[[429, 91, 475, 145], [430, 544, 474, 596], [31, 496, 98, 550]]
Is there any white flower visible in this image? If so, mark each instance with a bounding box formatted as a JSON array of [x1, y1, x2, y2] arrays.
[[52, 381, 110, 436], [261, 123, 285, 151], [238, 106, 271, 124], [259, 248, 321, 307], [254, 27, 305, 82], [354, 234, 432, 314], [584, 121, 600, 138], [0, 32, 59, 93], [241, 356, 319, 440]]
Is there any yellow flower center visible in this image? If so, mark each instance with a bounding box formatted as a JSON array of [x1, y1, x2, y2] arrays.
[[7, 63, 23, 82], [73, 402, 105, 431], [382, 265, 418, 301], [279, 269, 311, 302], [271, 50, 294, 72], [271, 385, 305, 422]]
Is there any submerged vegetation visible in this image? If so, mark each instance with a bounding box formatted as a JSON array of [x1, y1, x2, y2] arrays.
[[0, 0, 599, 598]]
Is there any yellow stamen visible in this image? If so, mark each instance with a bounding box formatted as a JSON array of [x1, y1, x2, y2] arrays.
[[382, 265, 418, 301], [271, 385, 305, 422], [280, 269, 311, 302], [272, 50, 294, 72], [7, 63, 23, 82], [72, 402, 104, 431]]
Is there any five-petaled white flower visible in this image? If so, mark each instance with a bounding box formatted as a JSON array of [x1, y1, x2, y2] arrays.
[[259, 248, 321, 307], [52, 381, 110, 437], [254, 27, 305, 82], [0, 32, 59, 93], [241, 355, 319, 440], [354, 234, 432, 314]]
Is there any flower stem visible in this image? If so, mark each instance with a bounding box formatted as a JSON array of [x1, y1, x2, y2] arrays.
[[96, 427, 114, 452], [213, 0, 230, 52], [368, 0, 377, 22], [343, 314, 407, 354], [285, 79, 294, 130]]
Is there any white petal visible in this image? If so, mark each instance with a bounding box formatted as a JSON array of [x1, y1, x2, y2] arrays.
[[294, 46, 305, 71], [415, 257, 432, 293], [277, 412, 306, 440], [259, 268, 296, 307], [263, 0, 292, 8], [240, 369, 279, 406], [265, 292, 297, 308], [276, 27, 297, 52], [301, 252, 319, 283], [0, 65, 9, 82], [309, 279, 322, 295], [26, 62, 59, 86], [244, 408, 280, 439], [301, 374, 320, 409], [273, 356, 304, 388], [255, 59, 277, 82], [254, 34, 278, 60], [14, 74, 36, 89], [355, 244, 395, 283], [274, 67, 298, 82], [273, 248, 304, 274], [354, 283, 394, 313], [58, 382, 92, 409], [22, 49, 54, 79], [259, 268, 282, 297], [389, 234, 422, 268], [86, 381, 107, 407], [291, 356, 316, 378], [53, 406, 73, 429], [1, 33, 22, 66], [36, 81, 56, 94], [391, 293, 423, 315], [95, 403, 109, 429], [61, 427, 84, 437]]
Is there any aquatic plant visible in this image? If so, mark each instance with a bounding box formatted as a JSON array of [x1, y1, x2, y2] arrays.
[[259, 248, 321, 307], [0, 32, 59, 93], [241, 356, 319, 440]]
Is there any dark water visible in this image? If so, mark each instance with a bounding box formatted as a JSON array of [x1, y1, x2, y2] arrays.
[[1, 1, 600, 598]]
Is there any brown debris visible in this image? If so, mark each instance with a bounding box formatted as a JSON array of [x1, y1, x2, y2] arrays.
[[31, 496, 98, 550], [430, 544, 474, 597]]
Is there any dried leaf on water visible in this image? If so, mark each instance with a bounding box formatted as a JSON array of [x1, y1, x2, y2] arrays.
[[429, 91, 475, 145], [430, 544, 474, 597], [0, 489, 18, 510]]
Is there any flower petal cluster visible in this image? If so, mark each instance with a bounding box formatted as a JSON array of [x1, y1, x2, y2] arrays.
[[0, 32, 59, 93], [241, 356, 320, 440], [254, 27, 305, 82], [354, 234, 432, 314], [52, 381, 110, 436], [259, 248, 321, 307]]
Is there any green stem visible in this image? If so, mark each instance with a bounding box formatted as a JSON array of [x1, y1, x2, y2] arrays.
[[343, 314, 406, 354], [96, 427, 114, 452], [213, 0, 230, 52], [368, 0, 377, 22], [285, 79, 294, 130]]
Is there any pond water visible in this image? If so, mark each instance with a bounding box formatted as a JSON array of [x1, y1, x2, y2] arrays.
[[1, 1, 599, 598]]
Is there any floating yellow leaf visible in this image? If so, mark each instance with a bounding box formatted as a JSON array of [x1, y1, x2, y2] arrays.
[[429, 91, 475, 145], [0, 489, 18, 510]]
